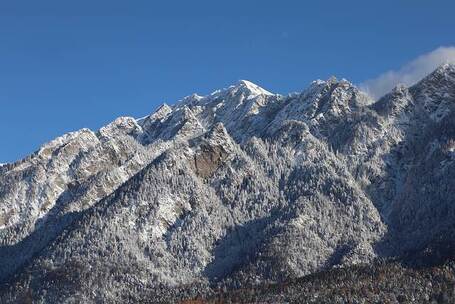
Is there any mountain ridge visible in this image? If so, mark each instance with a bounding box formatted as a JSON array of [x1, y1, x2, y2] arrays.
[[1, 64, 455, 303]]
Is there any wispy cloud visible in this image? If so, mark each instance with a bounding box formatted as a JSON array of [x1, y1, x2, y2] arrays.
[[360, 46, 455, 99]]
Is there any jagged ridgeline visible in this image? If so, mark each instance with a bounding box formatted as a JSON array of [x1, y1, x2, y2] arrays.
[[1, 65, 455, 303]]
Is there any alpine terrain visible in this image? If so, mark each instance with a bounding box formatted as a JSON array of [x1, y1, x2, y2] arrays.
[[1, 64, 455, 303]]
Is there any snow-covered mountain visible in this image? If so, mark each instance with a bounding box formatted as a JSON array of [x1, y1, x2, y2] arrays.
[[1, 64, 455, 303]]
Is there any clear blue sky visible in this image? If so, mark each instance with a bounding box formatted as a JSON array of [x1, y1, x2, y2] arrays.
[[1, 0, 455, 162]]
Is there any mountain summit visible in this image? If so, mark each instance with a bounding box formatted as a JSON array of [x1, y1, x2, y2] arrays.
[[1, 65, 455, 303], [231, 79, 274, 97]]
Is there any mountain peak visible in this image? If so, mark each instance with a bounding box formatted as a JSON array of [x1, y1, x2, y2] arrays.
[[230, 79, 274, 97], [411, 63, 455, 94], [408, 63, 455, 122], [308, 76, 355, 91], [436, 62, 455, 73], [418, 63, 455, 83]]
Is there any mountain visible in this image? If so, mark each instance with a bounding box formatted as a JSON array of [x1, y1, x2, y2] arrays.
[[1, 64, 455, 303]]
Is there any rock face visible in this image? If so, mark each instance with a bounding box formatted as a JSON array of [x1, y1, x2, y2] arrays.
[[1, 65, 455, 303]]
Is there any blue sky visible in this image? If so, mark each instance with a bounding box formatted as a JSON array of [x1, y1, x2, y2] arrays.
[[1, 0, 455, 162]]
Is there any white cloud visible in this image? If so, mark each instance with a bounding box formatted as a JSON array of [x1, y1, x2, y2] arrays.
[[360, 46, 455, 99]]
